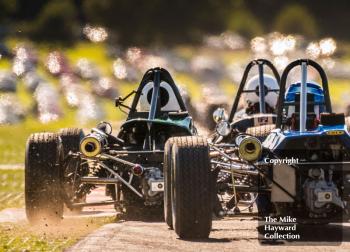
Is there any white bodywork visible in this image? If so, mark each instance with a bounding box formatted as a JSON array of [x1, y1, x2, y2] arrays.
[[138, 81, 181, 112], [244, 74, 279, 108]]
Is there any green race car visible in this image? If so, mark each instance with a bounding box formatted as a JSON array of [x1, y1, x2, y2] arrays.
[[25, 67, 197, 223]]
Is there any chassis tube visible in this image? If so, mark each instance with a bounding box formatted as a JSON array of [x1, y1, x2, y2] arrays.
[[258, 63, 266, 113], [211, 160, 259, 176], [101, 153, 138, 167], [99, 162, 143, 198], [300, 62, 307, 132], [148, 70, 160, 121], [71, 200, 117, 208], [81, 177, 121, 184]]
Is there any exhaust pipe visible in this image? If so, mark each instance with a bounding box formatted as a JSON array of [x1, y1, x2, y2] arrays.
[[80, 131, 107, 157], [235, 135, 262, 162]]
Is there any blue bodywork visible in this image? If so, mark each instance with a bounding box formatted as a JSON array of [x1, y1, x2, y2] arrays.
[[285, 82, 326, 111], [255, 59, 350, 223], [263, 125, 350, 156], [262, 82, 350, 157]]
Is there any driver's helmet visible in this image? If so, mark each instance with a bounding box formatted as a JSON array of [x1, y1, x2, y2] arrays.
[[138, 81, 181, 112], [285, 81, 326, 118], [243, 74, 279, 109]]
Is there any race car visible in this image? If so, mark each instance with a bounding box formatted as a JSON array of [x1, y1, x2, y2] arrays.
[[211, 58, 280, 143], [165, 59, 350, 240], [25, 67, 197, 223], [210, 59, 280, 215], [162, 59, 280, 236], [256, 59, 348, 223]]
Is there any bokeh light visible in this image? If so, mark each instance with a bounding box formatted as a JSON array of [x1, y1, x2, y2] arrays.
[[83, 25, 108, 43], [250, 37, 267, 54], [319, 38, 337, 56], [306, 42, 321, 59]]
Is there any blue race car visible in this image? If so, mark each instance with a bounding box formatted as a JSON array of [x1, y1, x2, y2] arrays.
[[166, 59, 350, 239], [256, 59, 349, 223]]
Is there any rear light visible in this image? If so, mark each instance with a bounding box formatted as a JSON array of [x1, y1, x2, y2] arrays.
[[132, 164, 144, 176]]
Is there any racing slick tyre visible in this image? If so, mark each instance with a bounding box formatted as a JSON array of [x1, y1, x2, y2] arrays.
[[164, 137, 182, 229], [246, 124, 275, 139], [25, 133, 64, 224], [59, 128, 85, 158], [171, 136, 213, 239], [59, 128, 86, 213]]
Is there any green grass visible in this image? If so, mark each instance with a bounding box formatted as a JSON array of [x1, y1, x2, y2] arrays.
[[0, 168, 113, 252], [0, 170, 24, 211], [0, 167, 113, 252], [220, 78, 237, 99], [0, 217, 114, 252], [0, 59, 11, 70], [65, 42, 114, 76], [328, 79, 350, 111], [173, 72, 202, 102], [0, 116, 82, 164]]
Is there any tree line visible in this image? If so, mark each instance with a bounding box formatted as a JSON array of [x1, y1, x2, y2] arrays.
[[0, 0, 348, 46]]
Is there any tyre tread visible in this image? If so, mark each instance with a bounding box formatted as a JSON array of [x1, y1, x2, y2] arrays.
[[25, 132, 63, 223], [172, 136, 212, 238]]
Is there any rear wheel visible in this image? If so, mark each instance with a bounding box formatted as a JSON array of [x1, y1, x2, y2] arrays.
[[59, 128, 86, 213], [59, 128, 84, 158], [25, 133, 63, 224], [171, 136, 212, 239], [164, 137, 186, 228]]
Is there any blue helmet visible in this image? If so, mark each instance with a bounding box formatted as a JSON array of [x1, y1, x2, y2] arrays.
[[285, 81, 326, 118]]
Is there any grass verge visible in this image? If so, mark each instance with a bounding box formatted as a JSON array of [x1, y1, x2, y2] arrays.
[[0, 169, 115, 252], [0, 169, 24, 211], [0, 217, 114, 252]]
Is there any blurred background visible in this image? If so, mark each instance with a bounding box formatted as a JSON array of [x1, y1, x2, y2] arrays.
[[1, 2, 350, 249], [0, 0, 350, 166]]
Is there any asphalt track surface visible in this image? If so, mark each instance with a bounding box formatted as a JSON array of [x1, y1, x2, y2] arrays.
[[67, 188, 350, 252], [67, 217, 350, 252], [1, 184, 350, 251]]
